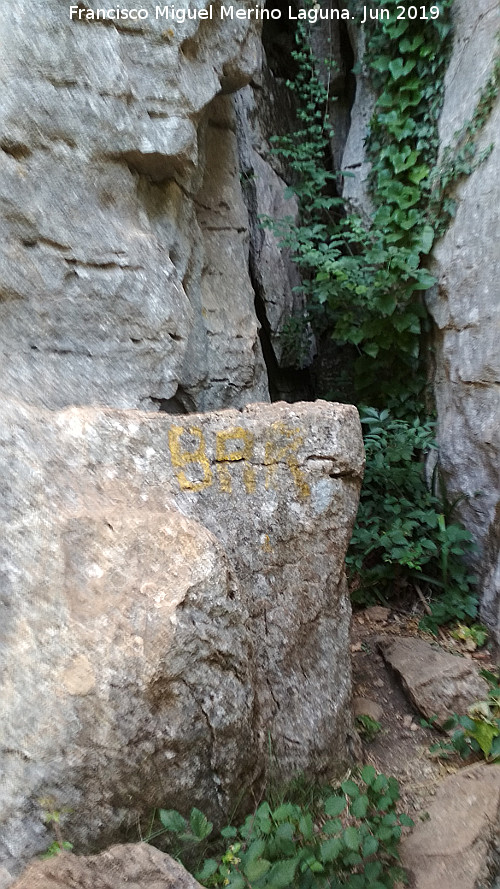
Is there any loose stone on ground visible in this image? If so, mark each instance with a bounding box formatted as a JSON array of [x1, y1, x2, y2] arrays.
[[378, 636, 489, 727], [9, 844, 201, 889], [400, 763, 500, 889]]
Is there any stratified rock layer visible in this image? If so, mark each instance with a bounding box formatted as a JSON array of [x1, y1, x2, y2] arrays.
[[426, 0, 500, 641], [0, 0, 269, 412], [0, 399, 363, 876]]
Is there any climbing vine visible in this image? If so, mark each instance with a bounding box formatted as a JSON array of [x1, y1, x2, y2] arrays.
[[267, 1, 455, 408], [266, 1, 500, 623]]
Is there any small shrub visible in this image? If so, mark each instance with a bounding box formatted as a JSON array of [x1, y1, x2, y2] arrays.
[[347, 408, 478, 631], [150, 769, 413, 889], [356, 713, 382, 743], [355, 715, 382, 743], [430, 669, 500, 762], [450, 623, 488, 651]]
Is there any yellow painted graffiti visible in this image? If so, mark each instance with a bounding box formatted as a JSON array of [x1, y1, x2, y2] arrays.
[[215, 427, 256, 494], [264, 421, 311, 501], [167, 421, 310, 498], [168, 425, 213, 492]]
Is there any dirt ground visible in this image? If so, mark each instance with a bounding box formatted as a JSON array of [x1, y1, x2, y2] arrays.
[[350, 605, 498, 819]]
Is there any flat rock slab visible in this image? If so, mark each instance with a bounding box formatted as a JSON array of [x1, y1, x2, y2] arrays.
[[401, 763, 500, 889], [0, 398, 363, 875], [378, 637, 488, 727], [10, 844, 200, 889]]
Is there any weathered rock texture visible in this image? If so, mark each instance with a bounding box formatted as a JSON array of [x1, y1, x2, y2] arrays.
[[0, 399, 363, 875], [401, 763, 500, 889], [0, 1, 275, 412], [10, 844, 201, 889], [339, 22, 375, 221], [426, 0, 500, 641], [378, 637, 488, 729]]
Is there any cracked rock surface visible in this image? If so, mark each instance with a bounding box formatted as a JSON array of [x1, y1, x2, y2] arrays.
[[0, 0, 269, 412], [378, 636, 489, 728], [425, 0, 500, 643], [401, 762, 500, 889], [10, 844, 203, 889], [0, 399, 363, 876]]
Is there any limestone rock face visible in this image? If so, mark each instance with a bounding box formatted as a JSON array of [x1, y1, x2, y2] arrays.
[[339, 25, 376, 221], [0, 399, 363, 876], [233, 62, 316, 396], [10, 844, 202, 889], [426, 0, 500, 641], [0, 0, 268, 412]]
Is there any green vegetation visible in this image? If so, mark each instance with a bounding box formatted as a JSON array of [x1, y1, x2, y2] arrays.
[[149, 768, 413, 889], [429, 669, 500, 762], [347, 408, 477, 631], [355, 715, 382, 743], [450, 623, 489, 651], [38, 799, 73, 858], [265, 1, 500, 630]]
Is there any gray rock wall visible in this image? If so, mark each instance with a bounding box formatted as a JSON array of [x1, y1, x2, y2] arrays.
[[0, 5, 367, 879], [334, 0, 500, 642], [426, 0, 500, 641], [0, 1, 273, 412]]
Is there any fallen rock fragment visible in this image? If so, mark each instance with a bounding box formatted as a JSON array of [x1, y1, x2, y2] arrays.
[[378, 637, 488, 728], [363, 605, 390, 624], [10, 844, 200, 889], [353, 697, 383, 723], [401, 763, 500, 889]]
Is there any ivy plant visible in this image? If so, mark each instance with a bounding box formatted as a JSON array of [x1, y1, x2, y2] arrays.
[[261, 0, 500, 628]]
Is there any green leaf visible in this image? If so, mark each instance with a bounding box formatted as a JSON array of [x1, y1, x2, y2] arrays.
[[227, 874, 246, 889], [195, 859, 219, 882], [364, 860, 383, 881], [267, 857, 299, 889], [320, 837, 342, 862], [158, 809, 187, 832], [244, 858, 272, 881], [469, 720, 497, 757], [344, 826, 361, 851], [388, 58, 416, 81], [324, 795, 346, 816], [372, 774, 388, 794], [298, 813, 314, 840], [190, 807, 213, 840], [490, 734, 500, 760], [362, 834, 379, 857], [363, 342, 379, 358], [409, 165, 430, 185], [272, 803, 298, 823], [361, 765, 377, 786], [351, 795, 369, 818], [221, 826, 238, 839], [245, 839, 267, 863], [322, 818, 342, 835]]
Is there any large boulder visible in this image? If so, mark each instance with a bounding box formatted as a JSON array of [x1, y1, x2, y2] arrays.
[[0, 399, 363, 877], [426, 0, 500, 641]]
